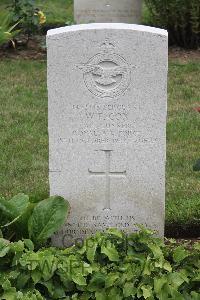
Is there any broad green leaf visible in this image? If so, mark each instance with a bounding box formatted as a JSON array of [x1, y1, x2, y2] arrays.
[[16, 202, 36, 238], [94, 231, 104, 245], [141, 285, 153, 299], [0, 194, 30, 233], [169, 272, 186, 288], [82, 262, 93, 276], [86, 239, 98, 263], [173, 246, 190, 263], [108, 287, 123, 300], [148, 242, 163, 259], [16, 273, 30, 289], [101, 241, 119, 262], [163, 261, 172, 272], [154, 276, 168, 294], [8, 194, 30, 218], [39, 253, 57, 281], [71, 294, 79, 300], [0, 245, 10, 257], [77, 240, 87, 255], [123, 282, 137, 297], [79, 292, 91, 300], [72, 272, 87, 286], [179, 269, 189, 283], [23, 239, 34, 251], [19, 252, 39, 270], [0, 290, 16, 300], [31, 270, 42, 284], [88, 273, 106, 291], [52, 284, 66, 299], [95, 291, 107, 300], [105, 273, 119, 288], [41, 280, 54, 297], [28, 196, 69, 245], [170, 288, 185, 300], [191, 292, 200, 300], [10, 240, 24, 252], [0, 198, 14, 217], [192, 272, 200, 281], [106, 228, 123, 239], [2, 279, 12, 291], [136, 224, 154, 236], [0, 237, 10, 247], [143, 256, 152, 275]]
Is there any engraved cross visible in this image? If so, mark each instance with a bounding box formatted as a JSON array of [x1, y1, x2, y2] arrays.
[[88, 150, 126, 210]]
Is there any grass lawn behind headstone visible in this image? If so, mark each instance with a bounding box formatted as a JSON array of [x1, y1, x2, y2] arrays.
[[0, 60, 48, 201], [36, 0, 73, 25], [166, 61, 200, 235], [0, 58, 199, 236]]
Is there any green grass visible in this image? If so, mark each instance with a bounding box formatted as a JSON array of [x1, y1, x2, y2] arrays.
[[36, 0, 73, 24], [0, 0, 10, 20], [0, 58, 199, 234], [0, 60, 48, 201], [166, 61, 200, 233]]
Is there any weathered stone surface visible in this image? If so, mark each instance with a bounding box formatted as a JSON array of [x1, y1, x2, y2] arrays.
[[74, 0, 142, 24], [47, 24, 168, 247]]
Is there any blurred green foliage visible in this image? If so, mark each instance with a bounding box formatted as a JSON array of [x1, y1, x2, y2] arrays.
[[145, 0, 200, 48]]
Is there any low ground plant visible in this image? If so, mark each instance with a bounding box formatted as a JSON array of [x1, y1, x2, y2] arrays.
[[0, 0, 72, 33], [0, 194, 69, 247], [10, 0, 46, 39], [0, 13, 20, 46], [0, 227, 199, 299]]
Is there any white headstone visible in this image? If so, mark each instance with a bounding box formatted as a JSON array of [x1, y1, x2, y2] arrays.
[[74, 0, 143, 24], [47, 24, 168, 247]]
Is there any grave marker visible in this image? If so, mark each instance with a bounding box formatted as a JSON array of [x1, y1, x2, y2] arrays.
[[47, 24, 168, 247], [74, 0, 143, 24]]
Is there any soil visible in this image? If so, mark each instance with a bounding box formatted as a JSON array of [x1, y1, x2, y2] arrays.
[[0, 36, 46, 60], [0, 35, 200, 61], [169, 47, 200, 62], [165, 224, 200, 239]]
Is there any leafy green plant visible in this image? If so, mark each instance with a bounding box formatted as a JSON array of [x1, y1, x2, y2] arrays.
[[0, 13, 20, 46], [0, 227, 199, 299], [11, 0, 46, 36], [0, 194, 69, 247], [144, 0, 200, 49]]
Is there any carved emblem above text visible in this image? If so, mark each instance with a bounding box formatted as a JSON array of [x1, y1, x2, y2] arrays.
[[77, 41, 132, 98]]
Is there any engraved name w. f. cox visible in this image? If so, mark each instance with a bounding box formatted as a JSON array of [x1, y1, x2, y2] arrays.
[[77, 40, 133, 98]]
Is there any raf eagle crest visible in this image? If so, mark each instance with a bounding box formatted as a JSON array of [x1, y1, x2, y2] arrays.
[[78, 64, 129, 86], [77, 41, 132, 98]]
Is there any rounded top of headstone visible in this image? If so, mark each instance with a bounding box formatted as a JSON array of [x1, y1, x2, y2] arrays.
[[47, 23, 168, 37]]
